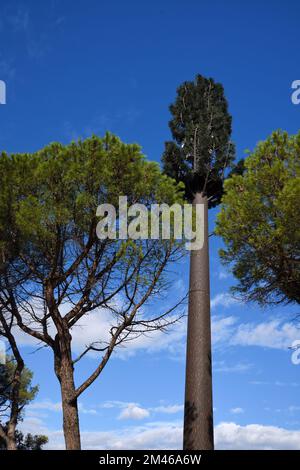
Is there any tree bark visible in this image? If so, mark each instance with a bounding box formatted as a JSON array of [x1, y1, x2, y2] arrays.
[[6, 424, 17, 450], [183, 192, 214, 450], [0, 309, 25, 450], [54, 334, 81, 450], [61, 382, 81, 450]]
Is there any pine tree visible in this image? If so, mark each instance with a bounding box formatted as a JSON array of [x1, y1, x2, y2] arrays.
[[162, 74, 235, 450], [216, 130, 300, 306], [0, 134, 185, 450], [0, 358, 39, 450]]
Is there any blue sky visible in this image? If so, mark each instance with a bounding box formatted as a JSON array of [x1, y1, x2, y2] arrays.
[[1, 0, 300, 449]]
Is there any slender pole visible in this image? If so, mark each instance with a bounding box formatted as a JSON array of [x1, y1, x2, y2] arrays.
[[183, 192, 214, 450]]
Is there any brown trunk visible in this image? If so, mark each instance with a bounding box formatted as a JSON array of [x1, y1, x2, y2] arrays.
[[6, 425, 17, 450], [7, 356, 23, 451], [54, 333, 81, 450], [61, 385, 81, 450], [183, 192, 214, 450]]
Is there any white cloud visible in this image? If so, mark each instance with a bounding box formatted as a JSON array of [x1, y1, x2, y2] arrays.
[[27, 399, 97, 415], [211, 293, 238, 309], [18, 417, 300, 450], [231, 319, 300, 350], [211, 315, 237, 346], [215, 422, 300, 450], [28, 400, 62, 412], [101, 401, 183, 419], [13, 297, 299, 363], [212, 315, 300, 352], [78, 403, 98, 415], [230, 407, 244, 414], [118, 404, 150, 421], [214, 361, 253, 373], [19, 419, 182, 450], [13, 303, 187, 361], [118, 321, 186, 359], [81, 421, 183, 450], [71, 311, 187, 360], [151, 405, 183, 414], [70, 309, 112, 355], [19, 417, 49, 436], [100, 400, 127, 409], [250, 380, 300, 388], [218, 270, 231, 280]]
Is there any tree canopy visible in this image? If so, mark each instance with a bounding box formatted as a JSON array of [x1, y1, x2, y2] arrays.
[[162, 74, 235, 205], [0, 132, 185, 449], [0, 357, 47, 450], [0, 358, 38, 416], [216, 130, 300, 305]]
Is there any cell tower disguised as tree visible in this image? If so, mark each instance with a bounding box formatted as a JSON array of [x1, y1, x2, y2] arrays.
[[162, 74, 235, 450]]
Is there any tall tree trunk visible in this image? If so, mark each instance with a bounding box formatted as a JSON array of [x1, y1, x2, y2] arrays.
[[60, 370, 81, 450], [183, 192, 214, 450], [6, 423, 17, 450], [54, 335, 81, 450]]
